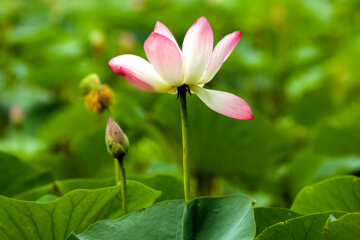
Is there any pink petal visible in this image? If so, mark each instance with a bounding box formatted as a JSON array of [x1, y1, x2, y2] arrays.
[[154, 21, 179, 48], [144, 32, 183, 86], [182, 16, 213, 85], [199, 31, 242, 84], [109, 54, 172, 92], [191, 86, 253, 120]]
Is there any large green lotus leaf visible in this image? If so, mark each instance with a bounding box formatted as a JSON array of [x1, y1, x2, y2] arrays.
[[255, 211, 345, 240], [68, 200, 185, 240], [36, 194, 59, 203], [14, 179, 161, 215], [254, 207, 302, 235], [0, 181, 160, 240], [16, 174, 182, 202], [134, 174, 184, 202], [67, 194, 255, 240], [291, 176, 360, 214], [151, 95, 290, 189], [289, 152, 360, 197], [0, 152, 53, 197], [312, 124, 360, 156], [14, 178, 115, 201], [323, 213, 360, 240]]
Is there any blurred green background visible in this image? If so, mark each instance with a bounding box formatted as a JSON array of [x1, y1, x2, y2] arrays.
[[1, 0, 360, 207]]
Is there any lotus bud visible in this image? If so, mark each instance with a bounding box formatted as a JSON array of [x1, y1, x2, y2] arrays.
[[79, 73, 101, 95], [105, 118, 129, 159]]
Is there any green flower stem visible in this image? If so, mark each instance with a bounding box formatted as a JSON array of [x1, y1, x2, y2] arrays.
[[119, 158, 127, 215], [114, 157, 127, 215], [114, 158, 121, 184], [179, 86, 191, 202]]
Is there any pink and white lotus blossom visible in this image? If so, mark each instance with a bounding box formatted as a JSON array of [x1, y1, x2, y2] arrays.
[[109, 17, 253, 120]]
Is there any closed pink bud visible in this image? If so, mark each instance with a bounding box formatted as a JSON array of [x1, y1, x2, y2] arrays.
[[105, 118, 129, 159]]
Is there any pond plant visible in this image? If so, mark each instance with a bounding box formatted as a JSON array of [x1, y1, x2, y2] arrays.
[[109, 16, 253, 202], [1, 4, 359, 238]]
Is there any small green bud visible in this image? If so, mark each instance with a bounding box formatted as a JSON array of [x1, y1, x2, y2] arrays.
[[105, 118, 129, 159], [79, 73, 101, 95], [89, 29, 105, 52]]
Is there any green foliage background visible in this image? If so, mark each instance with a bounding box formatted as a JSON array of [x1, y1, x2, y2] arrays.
[[1, 0, 360, 209]]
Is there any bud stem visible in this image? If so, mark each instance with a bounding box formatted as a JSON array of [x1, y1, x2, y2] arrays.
[[178, 85, 191, 202], [114, 157, 127, 215], [114, 158, 121, 184]]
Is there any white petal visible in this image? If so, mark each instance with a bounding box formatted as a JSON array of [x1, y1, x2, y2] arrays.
[[182, 16, 213, 85], [144, 32, 183, 86], [109, 54, 173, 93], [191, 85, 253, 120], [198, 31, 242, 84]]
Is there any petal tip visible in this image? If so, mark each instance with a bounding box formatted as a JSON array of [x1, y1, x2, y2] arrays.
[[108, 117, 114, 124], [155, 21, 164, 28], [108, 57, 115, 67], [154, 21, 162, 31], [245, 112, 254, 120], [239, 104, 253, 120], [198, 16, 208, 22], [108, 57, 121, 74], [198, 16, 211, 27], [108, 57, 115, 65], [228, 31, 242, 43], [233, 109, 254, 120], [235, 30, 242, 39], [192, 16, 210, 28]]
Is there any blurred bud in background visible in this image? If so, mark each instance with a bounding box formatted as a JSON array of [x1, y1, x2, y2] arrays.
[[85, 85, 113, 114], [118, 31, 136, 53], [80, 73, 114, 114], [79, 73, 101, 95], [9, 105, 24, 127], [129, 0, 146, 11], [89, 29, 105, 53], [105, 118, 129, 159]]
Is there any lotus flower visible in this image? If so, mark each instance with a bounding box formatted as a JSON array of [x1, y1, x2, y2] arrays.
[[109, 17, 253, 120]]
